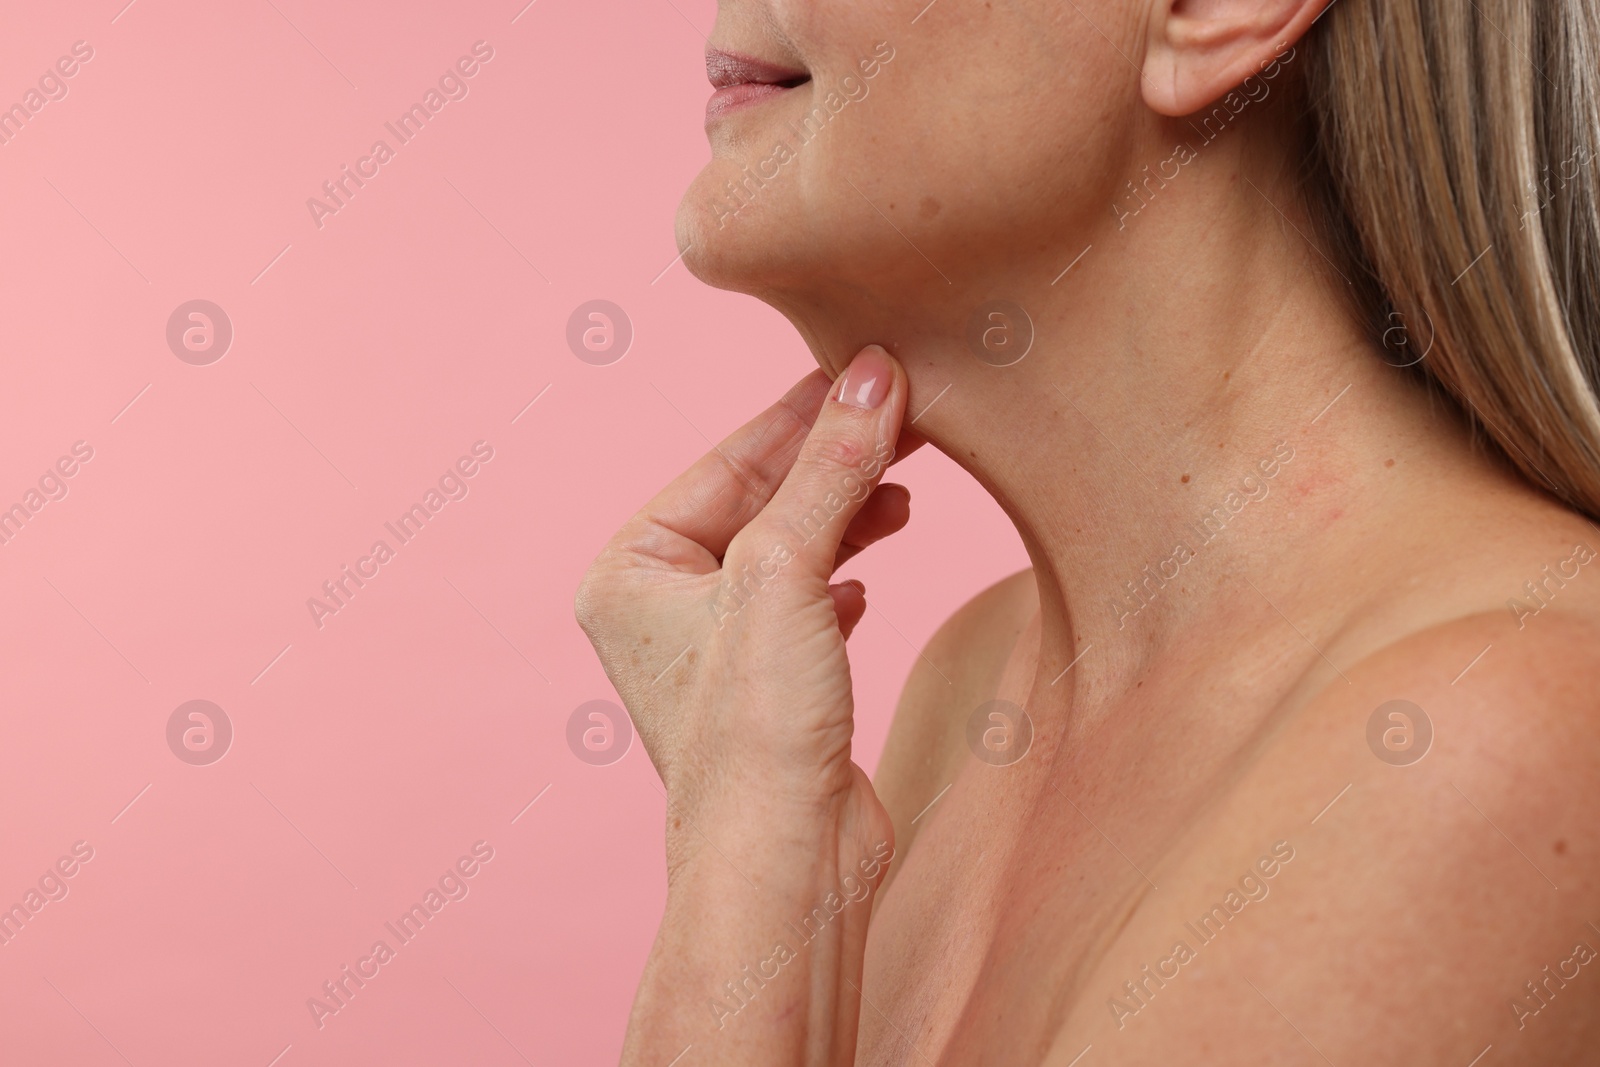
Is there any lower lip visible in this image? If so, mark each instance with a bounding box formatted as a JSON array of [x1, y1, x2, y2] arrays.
[[706, 82, 800, 123]]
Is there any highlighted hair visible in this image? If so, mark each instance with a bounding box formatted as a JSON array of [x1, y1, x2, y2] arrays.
[[1301, 1, 1600, 515]]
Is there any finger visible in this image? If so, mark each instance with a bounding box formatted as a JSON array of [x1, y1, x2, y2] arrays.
[[614, 370, 832, 570], [829, 579, 868, 639], [833, 483, 910, 571], [737, 345, 907, 582], [614, 366, 926, 574]]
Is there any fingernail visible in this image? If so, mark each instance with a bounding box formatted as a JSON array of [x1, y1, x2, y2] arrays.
[[835, 345, 891, 409]]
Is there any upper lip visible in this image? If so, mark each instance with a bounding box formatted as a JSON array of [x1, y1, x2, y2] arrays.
[[706, 47, 810, 90]]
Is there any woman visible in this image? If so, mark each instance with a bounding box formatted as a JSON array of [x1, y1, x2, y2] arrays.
[[577, 0, 1600, 1062]]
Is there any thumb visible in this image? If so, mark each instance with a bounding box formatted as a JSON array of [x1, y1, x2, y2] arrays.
[[741, 344, 906, 582]]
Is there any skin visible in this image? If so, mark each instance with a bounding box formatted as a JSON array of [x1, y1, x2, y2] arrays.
[[578, 0, 1600, 1062]]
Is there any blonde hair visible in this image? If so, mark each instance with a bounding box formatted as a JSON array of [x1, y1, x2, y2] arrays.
[[1300, 0, 1600, 516]]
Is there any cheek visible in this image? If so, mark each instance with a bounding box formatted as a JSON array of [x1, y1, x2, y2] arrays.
[[682, 0, 1135, 293]]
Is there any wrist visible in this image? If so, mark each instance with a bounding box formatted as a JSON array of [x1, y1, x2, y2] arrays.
[[661, 766, 894, 898]]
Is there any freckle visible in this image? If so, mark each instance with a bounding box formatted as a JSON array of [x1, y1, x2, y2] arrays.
[[687, 649, 698, 665], [1385, 458, 1395, 468], [918, 196, 942, 219], [1223, 371, 1231, 381], [642, 635, 652, 645], [1555, 839, 1568, 855], [1181, 474, 1190, 484]]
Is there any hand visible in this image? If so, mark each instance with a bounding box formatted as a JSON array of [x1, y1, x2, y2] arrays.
[[575, 344, 917, 831]]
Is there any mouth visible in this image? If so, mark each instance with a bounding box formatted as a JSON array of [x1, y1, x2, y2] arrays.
[[705, 48, 811, 124]]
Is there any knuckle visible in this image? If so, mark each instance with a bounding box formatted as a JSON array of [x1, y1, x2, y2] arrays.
[[721, 528, 802, 597], [803, 432, 869, 477], [573, 581, 599, 635], [573, 563, 618, 635], [715, 446, 776, 512]]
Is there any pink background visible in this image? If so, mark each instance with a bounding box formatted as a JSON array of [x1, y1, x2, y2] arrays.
[[0, 1, 1023, 1063]]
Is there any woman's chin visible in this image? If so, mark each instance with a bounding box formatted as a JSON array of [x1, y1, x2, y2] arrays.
[[674, 168, 811, 296]]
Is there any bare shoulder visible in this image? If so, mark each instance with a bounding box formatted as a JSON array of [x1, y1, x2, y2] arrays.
[[870, 566, 1036, 869], [1059, 581, 1600, 1063]]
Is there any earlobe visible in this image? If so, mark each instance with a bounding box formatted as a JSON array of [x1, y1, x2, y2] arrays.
[[1141, 0, 1327, 117]]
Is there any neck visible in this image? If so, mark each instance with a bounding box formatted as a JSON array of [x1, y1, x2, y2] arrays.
[[777, 152, 1501, 709]]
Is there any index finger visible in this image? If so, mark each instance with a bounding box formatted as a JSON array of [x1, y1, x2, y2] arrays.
[[619, 369, 927, 571], [619, 370, 831, 569]]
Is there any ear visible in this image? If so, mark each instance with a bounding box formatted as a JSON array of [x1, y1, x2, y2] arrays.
[[1141, 0, 1332, 117]]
